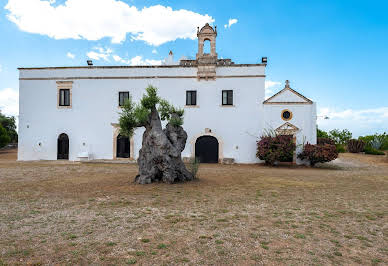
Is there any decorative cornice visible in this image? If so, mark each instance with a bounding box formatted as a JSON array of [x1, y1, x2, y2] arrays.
[[20, 74, 265, 81], [18, 64, 266, 71]]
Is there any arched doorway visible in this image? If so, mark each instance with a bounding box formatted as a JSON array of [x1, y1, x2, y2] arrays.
[[116, 134, 130, 158], [195, 136, 219, 163], [57, 133, 69, 160]]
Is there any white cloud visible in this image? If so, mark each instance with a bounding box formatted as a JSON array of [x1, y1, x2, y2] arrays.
[[318, 107, 388, 137], [0, 88, 19, 117], [152, 49, 158, 54], [5, 0, 214, 46], [113, 54, 162, 66], [87, 47, 112, 61], [66, 52, 75, 59], [0, 64, 2, 72], [224, 18, 238, 29], [264, 80, 281, 99]]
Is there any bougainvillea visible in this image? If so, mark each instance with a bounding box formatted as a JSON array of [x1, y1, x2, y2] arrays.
[[347, 139, 365, 153], [298, 143, 338, 166], [256, 135, 296, 165]]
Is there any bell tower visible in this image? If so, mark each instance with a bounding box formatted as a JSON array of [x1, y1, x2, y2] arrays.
[[196, 23, 218, 80]]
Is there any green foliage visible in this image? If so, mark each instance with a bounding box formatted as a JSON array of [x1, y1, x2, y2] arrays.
[[119, 86, 185, 136], [364, 146, 385, 155], [0, 113, 17, 143], [169, 116, 183, 127], [158, 99, 184, 123], [336, 144, 346, 153], [298, 143, 338, 166], [347, 139, 365, 153], [317, 127, 329, 139], [359, 132, 388, 151], [328, 129, 352, 145], [256, 135, 296, 165], [189, 157, 200, 178], [0, 125, 11, 148], [119, 96, 150, 137], [140, 85, 160, 109]]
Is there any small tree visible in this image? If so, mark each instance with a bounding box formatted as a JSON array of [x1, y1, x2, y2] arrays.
[[317, 127, 329, 139], [0, 125, 11, 148], [0, 113, 17, 143], [119, 85, 194, 184], [328, 129, 352, 145]]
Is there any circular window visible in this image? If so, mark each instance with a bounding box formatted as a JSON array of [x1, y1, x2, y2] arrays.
[[281, 110, 292, 121]]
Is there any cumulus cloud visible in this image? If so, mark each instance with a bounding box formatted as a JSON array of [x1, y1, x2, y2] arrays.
[[87, 47, 113, 61], [318, 107, 388, 137], [113, 55, 162, 66], [264, 80, 281, 99], [5, 0, 214, 46], [0, 88, 19, 117], [66, 52, 75, 59], [224, 18, 238, 29], [152, 49, 158, 54]]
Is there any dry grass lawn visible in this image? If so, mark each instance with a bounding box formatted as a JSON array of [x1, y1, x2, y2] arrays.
[[0, 149, 387, 265]]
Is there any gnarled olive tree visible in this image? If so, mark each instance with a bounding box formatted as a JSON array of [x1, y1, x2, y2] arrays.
[[119, 85, 194, 184]]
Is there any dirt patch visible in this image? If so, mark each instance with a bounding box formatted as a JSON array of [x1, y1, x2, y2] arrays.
[[0, 149, 387, 265]]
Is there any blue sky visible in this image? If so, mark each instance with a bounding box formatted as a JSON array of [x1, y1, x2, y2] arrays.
[[0, 0, 387, 137]]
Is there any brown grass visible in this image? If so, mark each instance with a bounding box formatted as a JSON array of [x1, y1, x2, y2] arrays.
[[0, 149, 387, 265]]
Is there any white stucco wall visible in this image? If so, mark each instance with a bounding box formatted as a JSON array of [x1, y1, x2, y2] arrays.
[[18, 65, 267, 163], [263, 102, 317, 164]]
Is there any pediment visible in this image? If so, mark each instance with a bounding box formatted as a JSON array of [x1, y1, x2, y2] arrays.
[[264, 87, 313, 104], [275, 122, 299, 135]]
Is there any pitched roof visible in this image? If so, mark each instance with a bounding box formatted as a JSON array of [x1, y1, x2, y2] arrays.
[[275, 122, 300, 135], [264, 80, 313, 104]]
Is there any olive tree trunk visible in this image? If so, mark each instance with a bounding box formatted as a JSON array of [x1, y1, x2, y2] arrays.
[[134, 107, 194, 184]]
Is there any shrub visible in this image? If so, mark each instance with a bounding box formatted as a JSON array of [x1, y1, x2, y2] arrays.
[[189, 157, 200, 178], [364, 146, 385, 155], [347, 139, 365, 153], [336, 144, 346, 153], [298, 143, 338, 166], [0, 125, 11, 148], [359, 133, 388, 151], [317, 137, 335, 146], [256, 135, 295, 165]]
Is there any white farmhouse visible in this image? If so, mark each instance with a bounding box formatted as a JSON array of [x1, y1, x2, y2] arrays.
[[18, 24, 316, 164]]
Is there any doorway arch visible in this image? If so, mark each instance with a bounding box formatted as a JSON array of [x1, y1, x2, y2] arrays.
[[57, 133, 69, 160], [116, 134, 130, 158], [195, 136, 219, 163]]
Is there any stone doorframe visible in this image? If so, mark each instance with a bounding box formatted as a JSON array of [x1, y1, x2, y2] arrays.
[[111, 123, 134, 160], [189, 129, 224, 163]]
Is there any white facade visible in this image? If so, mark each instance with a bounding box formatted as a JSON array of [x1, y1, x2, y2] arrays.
[[17, 24, 316, 164]]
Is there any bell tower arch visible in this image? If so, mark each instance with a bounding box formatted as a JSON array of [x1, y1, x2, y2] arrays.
[[196, 23, 218, 80]]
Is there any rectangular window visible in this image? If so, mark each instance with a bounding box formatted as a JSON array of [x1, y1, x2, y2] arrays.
[[119, 91, 129, 106], [222, 90, 233, 105], [186, 90, 197, 105], [59, 89, 70, 106]]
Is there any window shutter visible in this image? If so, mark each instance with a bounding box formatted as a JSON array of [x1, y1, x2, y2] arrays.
[[228, 91, 233, 105], [193, 91, 197, 105]]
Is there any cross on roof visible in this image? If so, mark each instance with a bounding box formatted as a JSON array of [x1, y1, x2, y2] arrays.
[[285, 80, 290, 88]]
